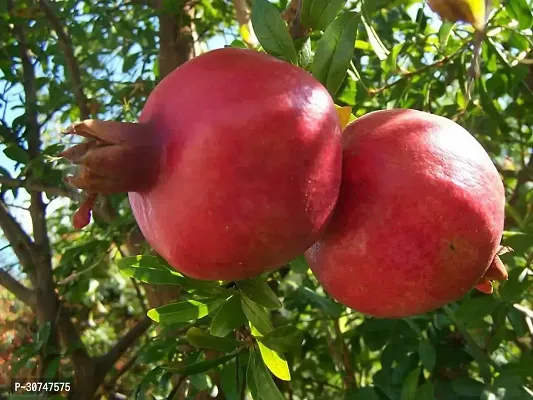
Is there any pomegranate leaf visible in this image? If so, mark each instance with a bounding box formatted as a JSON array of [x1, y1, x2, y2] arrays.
[[400, 367, 420, 400], [418, 341, 436, 371], [241, 294, 273, 335], [311, 11, 360, 96], [296, 286, 343, 317], [147, 297, 226, 324], [247, 351, 260, 400], [251, 0, 297, 64], [416, 381, 435, 399], [236, 277, 282, 310], [256, 325, 304, 354], [186, 327, 241, 352], [257, 337, 291, 382], [253, 346, 289, 395], [117, 255, 219, 292], [210, 294, 247, 337], [164, 351, 240, 376], [301, 0, 347, 31]]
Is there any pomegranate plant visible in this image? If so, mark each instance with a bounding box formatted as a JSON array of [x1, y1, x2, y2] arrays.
[[306, 109, 507, 318], [61, 48, 343, 281]]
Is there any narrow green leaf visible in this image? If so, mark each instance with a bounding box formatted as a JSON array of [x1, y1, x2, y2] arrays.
[[418, 341, 436, 371], [247, 351, 259, 400], [117, 256, 218, 291], [237, 277, 281, 309], [117, 256, 187, 285], [165, 351, 239, 375], [186, 327, 241, 352], [3, 145, 30, 165], [438, 22, 455, 53], [297, 286, 343, 317], [455, 296, 500, 324], [210, 294, 247, 337], [401, 367, 420, 400], [253, 351, 286, 399], [229, 39, 247, 49], [257, 338, 291, 381], [241, 294, 273, 335], [147, 297, 225, 324], [508, 0, 533, 30], [311, 11, 360, 96], [257, 325, 303, 353], [415, 381, 435, 400], [361, 12, 389, 61], [301, 0, 346, 31], [251, 0, 297, 64]]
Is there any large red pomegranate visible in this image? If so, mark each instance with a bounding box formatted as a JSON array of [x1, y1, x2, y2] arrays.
[[305, 109, 506, 318], [61, 48, 342, 281]]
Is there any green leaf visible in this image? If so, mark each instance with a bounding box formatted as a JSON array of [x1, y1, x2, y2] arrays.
[[361, 10, 389, 61], [455, 295, 500, 324], [165, 351, 239, 375], [186, 327, 241, 352], [415, 381, 435, 400], [257, 325, 304, 353], [311, 11, 360, 96], [147, 297, 225, 324], [295, 37, 312, 68], [210, 294, 247, 337], [229, 39, 248, 49], [241, 294, 273, 335], [438, 22, 455, 53], [251, 0, 297, 64], [418, 341, 436, 371], [247, 351, 260, 400], [401, 367, 420, 400], [253, 350, 287, 399], [507, 0, 533, 30], [237, 277, 282, 309], [0, 165, 11, 177], [296, 286, 343, 317], [301, 0, 347, 31], [117, 255, 187, 285], [3, 145, 30, 165], [257, 338, 291, 381], [117, 255, 218, 292]]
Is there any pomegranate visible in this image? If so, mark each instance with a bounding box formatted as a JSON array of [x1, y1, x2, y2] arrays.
[[61, 48, 342, 281], [305, 109, 506, 318]]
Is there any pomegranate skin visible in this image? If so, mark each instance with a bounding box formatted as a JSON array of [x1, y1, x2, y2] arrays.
[[305, 109, 505, 318], [129, 48, 342, 281]]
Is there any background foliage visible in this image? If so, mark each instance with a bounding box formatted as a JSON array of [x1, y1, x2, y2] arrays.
[[0, 0, 532, 399]]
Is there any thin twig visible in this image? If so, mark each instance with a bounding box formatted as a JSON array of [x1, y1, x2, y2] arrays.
[[333, 319, 357, 391], [95, 317, 152, 383], [369, 42, 469, 96], [0, 176, 70, 197]]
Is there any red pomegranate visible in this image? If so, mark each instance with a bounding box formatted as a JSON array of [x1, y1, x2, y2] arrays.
[[305, 109, 506, 318], [61, 48, 342, 281]]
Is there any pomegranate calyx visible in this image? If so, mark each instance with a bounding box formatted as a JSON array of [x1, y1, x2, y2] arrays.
[[61, 119, 161, 229]]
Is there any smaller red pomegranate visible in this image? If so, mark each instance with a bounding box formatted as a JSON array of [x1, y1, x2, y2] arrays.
[[61, 48, 342, 281], [306, 109, 507, 318]]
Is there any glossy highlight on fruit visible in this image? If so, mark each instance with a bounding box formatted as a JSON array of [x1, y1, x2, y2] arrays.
[[306, 109, 506, 318], [61, 48, 343, 281]]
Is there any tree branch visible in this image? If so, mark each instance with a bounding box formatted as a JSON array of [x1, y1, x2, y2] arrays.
[[95, 317, 152, 382], [0, 176, 70, 197], [0, 199, 36, 273], [38, 0, 91, 120], [0, 268, 37, 308]]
